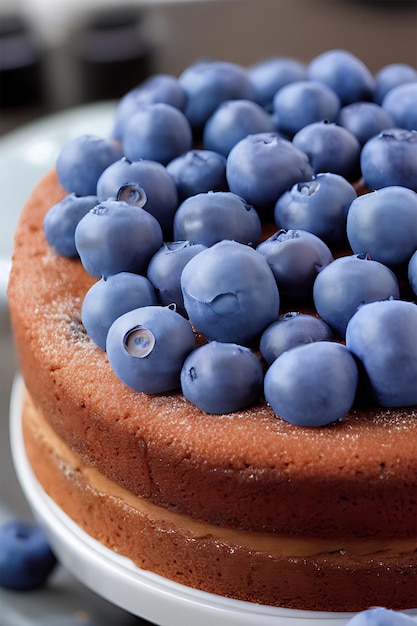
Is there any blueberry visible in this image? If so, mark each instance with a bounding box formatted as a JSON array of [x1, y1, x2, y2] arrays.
[[226, 133, 313, 212], [106, 305, 195, 393], [181, 240, 280, 345], [96, 157, 178, 236], [147, 241, 207, 315], [274, 172, 357, 245], [346, 186, 417, 267], [360, 129, 417, 192], [264, 341, 358, 427], [75, 199, 163, 278], [43, 194, 99, 257], [122, 103, 193, 165], [307, 49, 375, 105], [173, 191, 262, 247], [248, 56, 307, 108], [56, 134, 122, 196], [381, 82, 417, 131], [181, 341, 263, 414], [313, 254, 400, 337], [374, 62, 417, 104], [0, 519, 56, 590], [179, 60, 255, 130], [166, 149, 227, 201], [337, 101, 393, 146], [346, 608, 417, 625], [203, 99, 276, 157], [408, 249, 417, 296], [272, 80, 340, 137], [260, 312, 334, 365], [292, 120, 361, 180], [82, 273, 159, 350], [112, 74, 187, 141], [256, 229, 333, 299], [345, 299, 417, 407]]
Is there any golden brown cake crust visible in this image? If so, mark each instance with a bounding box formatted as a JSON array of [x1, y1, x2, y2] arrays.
[[22, 387, 417, 612], [7, 172, 417, 548]]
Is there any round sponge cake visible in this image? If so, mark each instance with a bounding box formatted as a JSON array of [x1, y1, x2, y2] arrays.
[[7, 169, 417, 612]]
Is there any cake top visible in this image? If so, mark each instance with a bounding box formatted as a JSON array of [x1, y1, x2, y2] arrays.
[[41, 49, 417, 427]]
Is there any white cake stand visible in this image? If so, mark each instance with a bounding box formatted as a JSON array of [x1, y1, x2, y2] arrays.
[[9, 376, 417, 626]]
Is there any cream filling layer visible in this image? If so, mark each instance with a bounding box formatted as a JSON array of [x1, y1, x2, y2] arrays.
[[25, 390, 416, 561]]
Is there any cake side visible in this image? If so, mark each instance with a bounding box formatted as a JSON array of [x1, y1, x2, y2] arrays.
[[22, 386, 417, 612], [8, 170, 417, 541]]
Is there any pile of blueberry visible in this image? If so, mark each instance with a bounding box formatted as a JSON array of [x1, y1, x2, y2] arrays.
[[43, 49, 417, 427]]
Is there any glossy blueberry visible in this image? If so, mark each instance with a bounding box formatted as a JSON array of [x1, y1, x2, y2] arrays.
[[96, 158, 178, 236], [82, 273, 158, 350], [0, 519, 56, 590], [112, 74, 187, 140], [346, 186, 417, 267], [122, 103, 193, 166], [313, 254, 400, 337], [307, 49, 375, 105], [226, 133, 313, 211], [346, 299, 417, 407], [106, 305, 195, 393], [166, 149, 227, 201], [374, 63, 417, 104], [360, 129, 417, 192], [181, 341, 263, 414], [147, 241, 207, 315], [173, 191, 262, 247], [272, 80, 340, 137], [203, 99, 276, 156], [292, 120, 361, 180], [56, 134, 122, 196], [181, 240, 280, 345], [256, 229, 333, 299], [264, 341, 358, 427], [346, 608, 417, 626], [381, 82, 417, 131], [248, 56, 306, 108], [337, 101, 393, 146], [408, 250, 417, 296], [274, 172, 357, 245], [260, 312, 333, 364], [179, 60, 255, 130], [75, 199, 163, 278], [43, 193, 98, 257]]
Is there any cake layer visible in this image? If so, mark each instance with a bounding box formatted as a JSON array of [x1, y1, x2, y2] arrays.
[[8, 171, 417, 541], [22, 387, 417, 612]]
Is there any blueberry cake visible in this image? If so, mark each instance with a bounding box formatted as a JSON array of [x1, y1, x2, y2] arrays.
[[8, 50, 417, 612]]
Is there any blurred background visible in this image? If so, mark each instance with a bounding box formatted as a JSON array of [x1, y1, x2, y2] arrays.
[[1, 0, 416, 135]]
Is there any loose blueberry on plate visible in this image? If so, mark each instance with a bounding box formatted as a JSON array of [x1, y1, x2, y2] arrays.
[[0, 519, 57, 590], [166, 149, 227, 201], [181, 341, 264, 414], [381, 81, 417, 131], [248, 56, 306, 109], [345, 607, 417, 625]]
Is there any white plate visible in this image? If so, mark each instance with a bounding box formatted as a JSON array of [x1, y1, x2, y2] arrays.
[[9, 375, 417, 626], [0, 102, 116, 301]]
